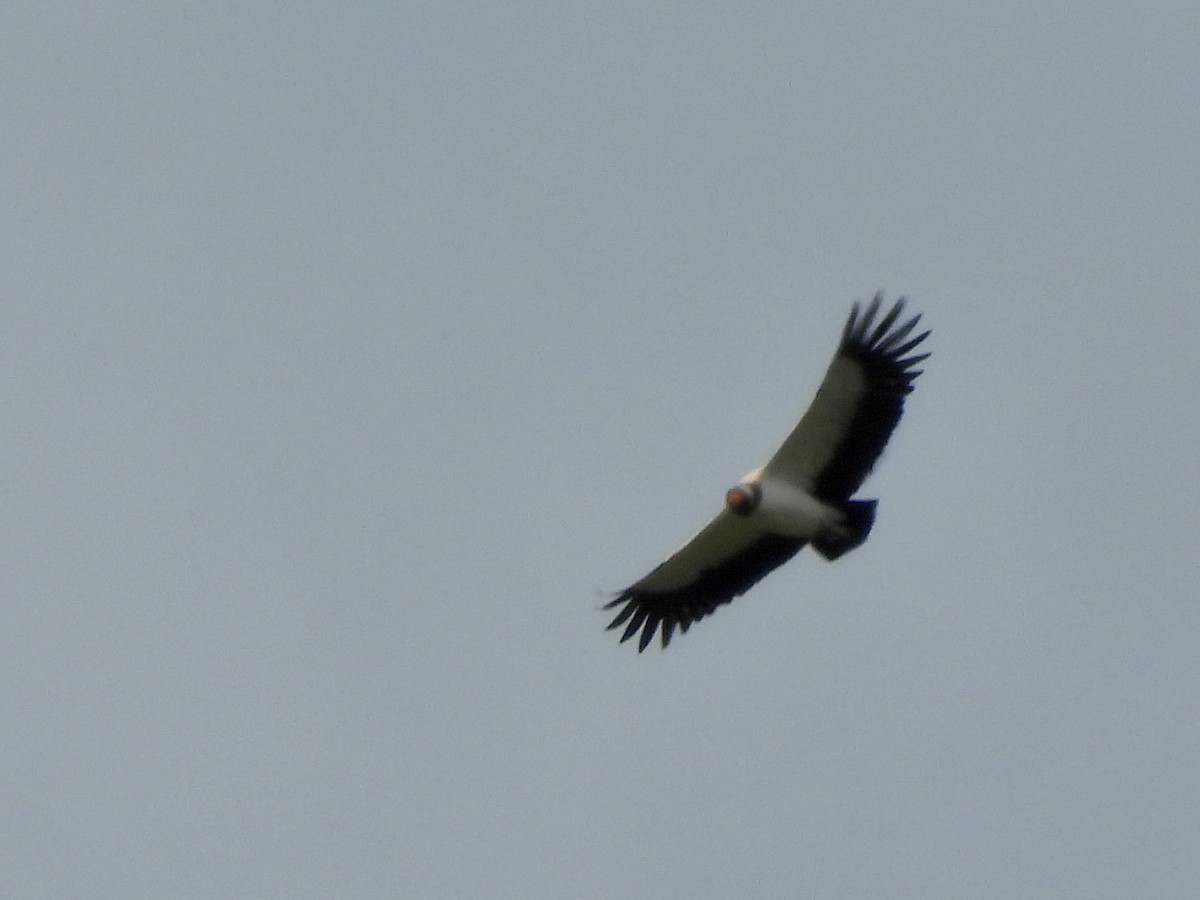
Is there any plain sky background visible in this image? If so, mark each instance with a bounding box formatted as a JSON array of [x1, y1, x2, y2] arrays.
[[3, 3, 1198, 898]]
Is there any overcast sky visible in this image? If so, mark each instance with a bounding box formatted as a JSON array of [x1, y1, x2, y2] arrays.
[[3, 3, 1198, 898]]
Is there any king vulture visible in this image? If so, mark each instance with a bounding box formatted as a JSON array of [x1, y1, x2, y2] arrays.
[[605, 293, 930, 651]]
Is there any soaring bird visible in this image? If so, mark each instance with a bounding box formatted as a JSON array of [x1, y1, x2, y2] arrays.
[[605, 293, 930, 651]]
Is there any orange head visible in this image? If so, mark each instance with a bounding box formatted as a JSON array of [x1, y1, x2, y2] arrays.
[[725, 483, 762, 516]]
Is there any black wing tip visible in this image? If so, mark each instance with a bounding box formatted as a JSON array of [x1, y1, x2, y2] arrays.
[[604, 592, 679, 651], [841, 293, 930, 378]]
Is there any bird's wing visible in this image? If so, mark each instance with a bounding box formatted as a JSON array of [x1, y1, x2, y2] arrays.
[[605, 509, 805, 651], [761, 293, 930, 502]]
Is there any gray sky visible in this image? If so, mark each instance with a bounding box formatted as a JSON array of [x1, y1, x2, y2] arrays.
[[3, 3, 1198, 898]]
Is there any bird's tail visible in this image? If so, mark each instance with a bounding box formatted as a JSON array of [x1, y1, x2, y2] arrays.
[[812, 499, 877, 561]]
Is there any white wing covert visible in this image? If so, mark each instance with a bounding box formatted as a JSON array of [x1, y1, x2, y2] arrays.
[[762, 294, 929, 501]]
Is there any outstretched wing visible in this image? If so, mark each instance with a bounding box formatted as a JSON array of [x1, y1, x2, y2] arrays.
[[762, 293, 930, 502], [605, 510, 805, 651]]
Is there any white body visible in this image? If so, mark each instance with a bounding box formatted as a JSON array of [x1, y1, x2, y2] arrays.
[[739, 468, 846, 539]]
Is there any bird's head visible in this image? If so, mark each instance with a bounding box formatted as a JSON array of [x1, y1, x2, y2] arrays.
[[725, 482, 762, 516]]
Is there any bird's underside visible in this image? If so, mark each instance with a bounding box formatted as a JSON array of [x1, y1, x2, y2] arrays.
[[604, 293, 930, 651]]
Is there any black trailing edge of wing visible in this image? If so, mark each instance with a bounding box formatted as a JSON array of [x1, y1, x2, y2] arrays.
[[603, 534, 805, 651], [812, 293, 930, 503]]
